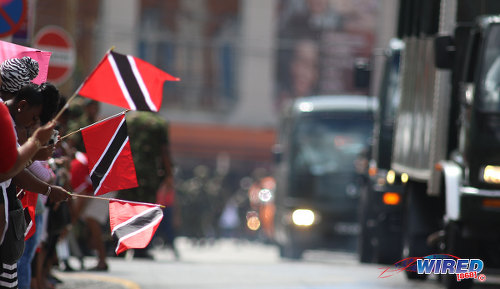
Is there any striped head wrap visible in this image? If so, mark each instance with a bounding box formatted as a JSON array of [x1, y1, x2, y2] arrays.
[[0, 56, 39, 92]]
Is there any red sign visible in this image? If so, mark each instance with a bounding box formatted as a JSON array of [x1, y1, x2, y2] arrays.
[[0, 0, 27, 37], [33, 26, 75, 85]]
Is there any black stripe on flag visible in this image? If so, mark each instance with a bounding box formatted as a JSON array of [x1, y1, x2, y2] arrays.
[[90, 120, 128, 190], [111, 51, 150, 111], [112, 207, 162, 240]]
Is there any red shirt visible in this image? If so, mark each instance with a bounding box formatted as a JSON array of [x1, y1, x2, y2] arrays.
[[70, 152, 92, 194], [0, 102, 17, 173]]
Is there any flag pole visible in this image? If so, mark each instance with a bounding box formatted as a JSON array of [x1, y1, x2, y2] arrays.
[[52, 46, 116, 123], [69, 193, 166, 209], [51, 84, 82, 122], [60, 109, 130, 141]]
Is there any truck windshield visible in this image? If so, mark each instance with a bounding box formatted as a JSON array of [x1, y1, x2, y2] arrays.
[[383, 51, 401, 122], [289, 112, 373, 201], [479, 24, 500, 111]]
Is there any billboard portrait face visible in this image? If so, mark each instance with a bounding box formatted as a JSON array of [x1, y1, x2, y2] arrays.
[[275, 0, 378, 110]]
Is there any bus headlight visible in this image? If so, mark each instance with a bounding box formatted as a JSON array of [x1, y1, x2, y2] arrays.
[[292, 209, 315, 226], [482, 165, 500, 184]]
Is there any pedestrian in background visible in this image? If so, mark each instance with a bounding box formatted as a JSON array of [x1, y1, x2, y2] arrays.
[[66, 99, 114, 271], [120, 111, 177, 259]]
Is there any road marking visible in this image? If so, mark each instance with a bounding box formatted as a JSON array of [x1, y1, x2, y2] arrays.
[[55, 272, 141, 289]]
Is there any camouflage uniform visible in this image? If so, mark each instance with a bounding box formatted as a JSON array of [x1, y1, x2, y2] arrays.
[[66, 98, 99, 152], [67, 114, 94, 153], [119, 111, 171, 204]]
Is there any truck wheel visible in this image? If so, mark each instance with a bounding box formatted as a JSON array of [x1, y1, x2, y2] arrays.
[[279, 243, 303, 259], [402, 182, 430, 281], [279, 229, 303, 260], [358, 182, 374, 263], [374, 235, 402, 265], [442, 222, 473, 289], [402, 236, 428, 281], [358, 231, 373, 263], [358, 205, 374, 263]]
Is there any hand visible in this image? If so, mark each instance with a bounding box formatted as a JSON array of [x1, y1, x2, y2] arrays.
[[47, 185, 71, 203], [33, 145, 55, 161], [31, 121, 56, 146]]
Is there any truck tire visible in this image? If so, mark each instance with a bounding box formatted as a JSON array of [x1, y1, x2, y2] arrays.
[[402, 181, 432, 281], [374, 234, 402, 265], [442, 222, 473, 289], [279, 229, 303, 260], [358, 226, 373, 263], [279, 242, 303, 259], [358, 181, 374, 263]]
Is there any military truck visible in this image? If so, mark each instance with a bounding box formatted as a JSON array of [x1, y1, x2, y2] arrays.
[[358, 38, 404, 265], [273, 95, 375, 259], [391, 0, 500, 288]]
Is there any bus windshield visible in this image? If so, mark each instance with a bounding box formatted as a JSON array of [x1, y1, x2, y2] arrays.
[[289, 112, 373, 202], [479, 24, 500, 111]]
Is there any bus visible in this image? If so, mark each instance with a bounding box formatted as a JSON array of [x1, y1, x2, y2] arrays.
[[273, 95, 375, 259]]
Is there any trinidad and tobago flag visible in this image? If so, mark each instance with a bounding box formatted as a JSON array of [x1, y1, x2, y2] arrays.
[[109, 200, 163, 255], [81, 113, 138, 196], [78, 50, 180, 112], [20, 190, 38, 240]]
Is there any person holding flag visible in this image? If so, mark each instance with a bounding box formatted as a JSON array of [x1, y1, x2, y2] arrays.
[[0, 81, 69, 289], [66, 99, 117, 271], [57, 48, 180, 258]]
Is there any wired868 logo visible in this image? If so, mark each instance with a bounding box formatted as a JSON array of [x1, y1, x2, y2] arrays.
[[379, 254, 486, 282]]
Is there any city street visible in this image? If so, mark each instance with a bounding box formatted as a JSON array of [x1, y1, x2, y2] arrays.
[[55, 238, 500, 289]]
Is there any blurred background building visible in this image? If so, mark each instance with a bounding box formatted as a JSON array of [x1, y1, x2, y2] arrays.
[[7, 0, 398, 239]]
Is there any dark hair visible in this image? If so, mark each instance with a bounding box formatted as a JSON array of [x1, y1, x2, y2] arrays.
[[39, 82, 61, 124], [13, 83, 42, 108]]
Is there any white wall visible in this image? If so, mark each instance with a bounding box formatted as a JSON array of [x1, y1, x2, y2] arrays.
[[97, 0, 140, 116], [230, 0, 277, 127]]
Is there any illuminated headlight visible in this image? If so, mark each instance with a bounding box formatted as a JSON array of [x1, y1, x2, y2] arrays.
[[386, 170, 396, 185], [482, 165, 500, 184], [292, 209, 315, 226]]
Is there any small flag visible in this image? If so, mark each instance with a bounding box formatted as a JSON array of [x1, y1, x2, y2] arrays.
[[20, 191, 38, 240], [81, 114, 138, 196], [0, 40, 51, 84], [78, 50, 180, 112], [109, 200, 163, 255]]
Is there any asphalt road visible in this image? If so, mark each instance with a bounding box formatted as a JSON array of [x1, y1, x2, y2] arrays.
[[55, 237, 500, 289]]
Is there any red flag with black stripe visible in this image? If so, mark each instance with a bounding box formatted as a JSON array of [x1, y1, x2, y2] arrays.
[[20, 190, 38, 240], [78, 50, 180, 112], [81, 113, 138, 196], [109, 200, 163, 255]]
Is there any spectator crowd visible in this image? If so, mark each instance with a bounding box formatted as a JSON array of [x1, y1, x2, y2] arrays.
[[0, 55, 177, 289]]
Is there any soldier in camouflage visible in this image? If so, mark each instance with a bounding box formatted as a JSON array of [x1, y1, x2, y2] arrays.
[[120, 111, 174, 204], [120, 111, 176, 258]]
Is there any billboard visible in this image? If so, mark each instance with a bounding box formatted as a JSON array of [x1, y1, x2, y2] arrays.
[[275, 0, 378, 109]]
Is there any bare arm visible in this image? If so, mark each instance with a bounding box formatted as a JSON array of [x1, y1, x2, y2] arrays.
[[12, 169, 70, 203], [0, 121, 56, 182]]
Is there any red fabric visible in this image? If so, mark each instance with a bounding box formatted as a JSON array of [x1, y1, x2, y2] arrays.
[[156, 186, 175, 207], [70, 153, 92, 194], [109, 200, 163, 255], [78, 50, 179, 112], [21, 191, 38, 240], [0, 102, 18, 173], [80, 114, 138, 196]]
